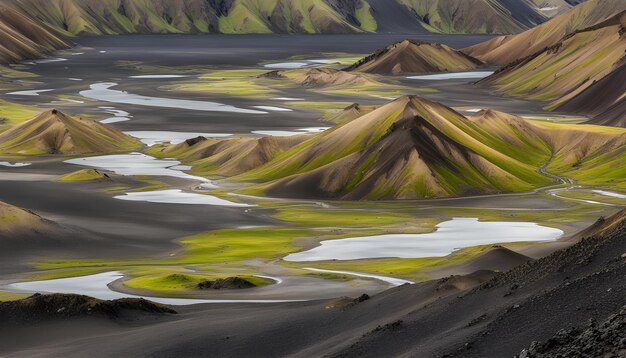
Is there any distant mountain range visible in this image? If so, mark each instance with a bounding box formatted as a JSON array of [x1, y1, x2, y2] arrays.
[[0, 0, 585, 37]]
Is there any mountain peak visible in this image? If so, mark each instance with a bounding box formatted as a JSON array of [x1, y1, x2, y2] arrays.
[[0, 110, 141, 155]]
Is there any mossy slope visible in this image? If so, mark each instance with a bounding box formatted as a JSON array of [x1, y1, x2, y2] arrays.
[[0, 109, 142, 155]]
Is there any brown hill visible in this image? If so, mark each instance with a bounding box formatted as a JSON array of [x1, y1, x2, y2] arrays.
[[0, 109, 142, 155], [0, 5, 71, 64], [478, 11, 626, 125], [462, 0, 626, 64], [260, 68, 373, 88], [344, 39, 483, 75], [150, 134, 309, 177], [242, 96, 554, 200]]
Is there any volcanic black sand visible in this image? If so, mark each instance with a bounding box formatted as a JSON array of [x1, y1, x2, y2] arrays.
[[0, 210, 623, 358], [0, 33, 623, 356]]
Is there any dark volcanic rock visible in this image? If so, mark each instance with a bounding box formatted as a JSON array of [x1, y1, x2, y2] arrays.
[[197, 277, 256, 290], [0, 293, 176, 322]]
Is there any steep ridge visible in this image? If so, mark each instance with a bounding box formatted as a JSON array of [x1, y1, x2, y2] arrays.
[[478, 11, 626, 124], [344, 39, 483, 75], [398, 0, 547, 34], [560, 62, 626, 127], [0, 5, 71, 64], [149, 135, 309, 177], [0, 109, 142, 155], [462, 0, 626, 64], [366, 0, 427, 34]]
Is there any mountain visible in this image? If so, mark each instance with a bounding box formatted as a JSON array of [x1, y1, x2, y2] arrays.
[[2, 0, 377, 35], [239, 96, 556, 200], [462, 0, 626, 64], [397, 0, 547, 34], [0, 109, 142, 155], [478, 11, 626, 125], [152, 97, 626, 200], [0, 4, 71, 64], [0, 0, 581, 36], [344, 39, 483, 75]]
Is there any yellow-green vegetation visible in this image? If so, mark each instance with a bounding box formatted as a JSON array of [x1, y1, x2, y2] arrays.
[[0, 109, 142, 155], [165, 69, 277, 97], [285, 245, 496, 280], [8, 0, 376, 35], [555, 188, 626, 206], [123, 273, 271, 295], [58, 169, 110, 182], [0, 291, 30, 302], [0, 100, 41, 131], [274, 207, 414, 227], [399, 0, 545, 34]]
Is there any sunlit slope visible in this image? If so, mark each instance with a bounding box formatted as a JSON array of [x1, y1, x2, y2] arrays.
[[479, 12, 626, 119], [463, 0, 626, 64], [0, 201, 59, 235], [148, 135, 309, 177], [0, 109, 142, 155], [0, 5, 71, 64], [4, 0, 376, 35], [345, 40, 483, 75], [238, 96, 554, 199], [398, 0, 546, 34]]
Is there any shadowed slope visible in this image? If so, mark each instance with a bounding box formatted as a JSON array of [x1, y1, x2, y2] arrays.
[[0, 5, 71, 64], [0, 109, 142, 155], [345, 39, 483, 75], [559, 62, 626, 127], [462, 0, 626, 64]]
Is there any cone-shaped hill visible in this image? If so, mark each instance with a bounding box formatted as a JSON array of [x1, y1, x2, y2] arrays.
[[238, 96, 556, 200], [479, 11, 626, 126], [344, 39, 483, 75], [0, 109, 142, 155]]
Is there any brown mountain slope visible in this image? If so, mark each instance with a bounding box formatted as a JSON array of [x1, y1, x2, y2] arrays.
[[0, 109, 142, 155], [239, 96, 554, 200], [0, 201, 58, 237], [149, 135, 309, 177], [462, 0, 626, 64], [478, 11, 626, 123], [559, 62, 626, 127], [0, 5, 71, 64], [398, 0, 547, 35], [344, 39, 483, 75]]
